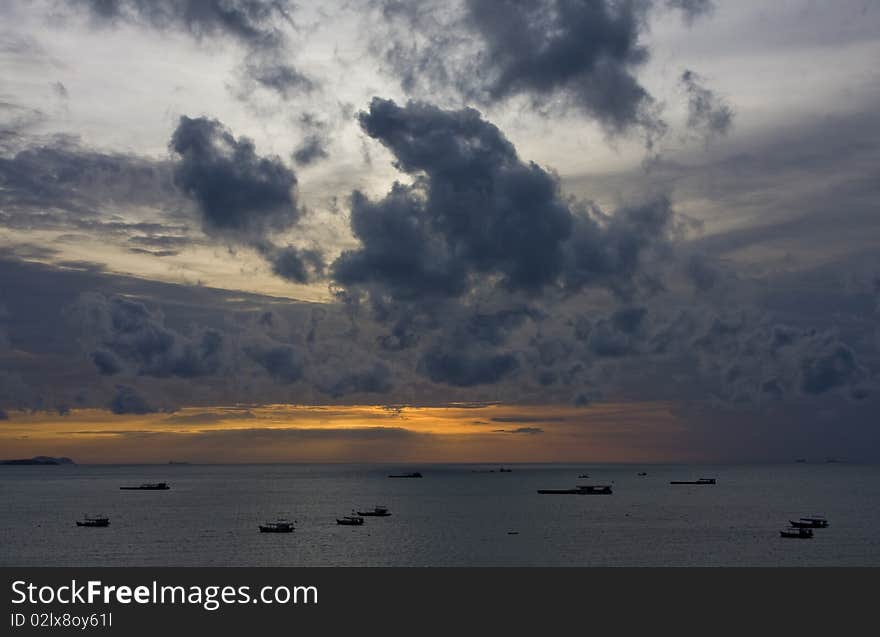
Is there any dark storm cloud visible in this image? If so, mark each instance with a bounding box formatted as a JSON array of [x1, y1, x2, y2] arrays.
[[561, 197, 674, 297], [463, 0, 657, 131], [800, 339, 866, 396], [245, 344, 303, 383], [170, 115, 323, 283], [91, 349, 123, 375], [330, 98, 674, 390], [0, 138, 180, 218], [336, 98, 671, 306], [170, 115, 299, 238], [680, 69, 734, 140], [260, 244, 324, 284], [420, 348, 519, 387], [71, 293, 225, 379], [689, 312, 872, 404], [109, 384, 155, 414], [375, 0, 666, 136], [315, 362, 393, 398]]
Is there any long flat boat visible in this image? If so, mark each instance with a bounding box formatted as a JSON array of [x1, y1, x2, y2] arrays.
[[259, 519, 294, 533], [76, 515, 109, 527], [388, 472, 422, 478], [356, 505, 391, 517], [669, 478, 716, 485], [537, 485, 612, 495], [796, 516, 829, 528], [780, 527, 813, 539], [120, 482, 170, 490]]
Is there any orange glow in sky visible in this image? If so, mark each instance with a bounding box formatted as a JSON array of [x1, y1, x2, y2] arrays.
[[0, 402, 701, 464]]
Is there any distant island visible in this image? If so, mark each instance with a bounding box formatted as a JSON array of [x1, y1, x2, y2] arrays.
[[1, 456, 75, 465]]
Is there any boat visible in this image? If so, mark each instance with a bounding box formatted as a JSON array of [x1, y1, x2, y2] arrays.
[[120, 482, 170, 490], [259, 518, 295, 533], [794, 458, 807, 463], [337, 514, 364, 526], [637, 472, 648, 476], [76, 514, 109, 527], [669, 478, 716, 485], [537, 485, 612, 495], [796, 516, 829, 528], [578, 485, 613, 494], [578, 474, 590, 478], [388, 472, 422, 478], [499, 467, 512, 473], [357, 505, 391, 517], [780, 527, 813, 539]]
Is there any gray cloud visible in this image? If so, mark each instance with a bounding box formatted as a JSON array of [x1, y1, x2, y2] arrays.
[[65, 0, 313, 102], [50, 81, 68, 99], [71, 293, 225, 379], [315, 362, 393, 397], [245, 343, 304, 383], [376, 0, 665, 136], [334, 98, 673, 308], [170, 115, 299, 238], [292, 114, 331, 166], [665, 0, 715, 24], [420, 348, 519, 387], [109, 384, 155, 414], [67, 0, 294, 49], [680, 69, 734, 141], [170, 115, 323, 283]]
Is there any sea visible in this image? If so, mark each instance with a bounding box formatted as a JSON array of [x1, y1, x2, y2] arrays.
[[2, 463, 879, 567]]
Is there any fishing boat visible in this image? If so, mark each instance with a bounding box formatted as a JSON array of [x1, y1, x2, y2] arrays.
[[637, 472, 648, 476], [577, 474, 590, 478], [356, 505, 391, 517], [669, 478, 716, 485], [259, 518, 295, 533], [498, 467, 513, 473], [537, 485, 612, 495], [578, 484, 613, 494], [388, 472, 422, 478], [119, 482, 170, 490], [76, 514, 109, 527], [795, 516, 829, 528], [780, 527, 813, 539], [337, 514, 364, 526]]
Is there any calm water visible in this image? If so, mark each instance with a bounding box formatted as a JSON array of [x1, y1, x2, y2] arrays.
[[2, 463, 879, 566]]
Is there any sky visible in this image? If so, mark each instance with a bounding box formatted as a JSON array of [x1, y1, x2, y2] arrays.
[[1, 0, 879, 463]]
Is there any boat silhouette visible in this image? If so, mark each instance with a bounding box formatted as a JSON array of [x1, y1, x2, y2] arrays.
[[259, 518, 295, 533], [337, 512, 365, 526], [356, 505, 391, 517], [76, 514, 109, 527], [120, 482, 170, 490]]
